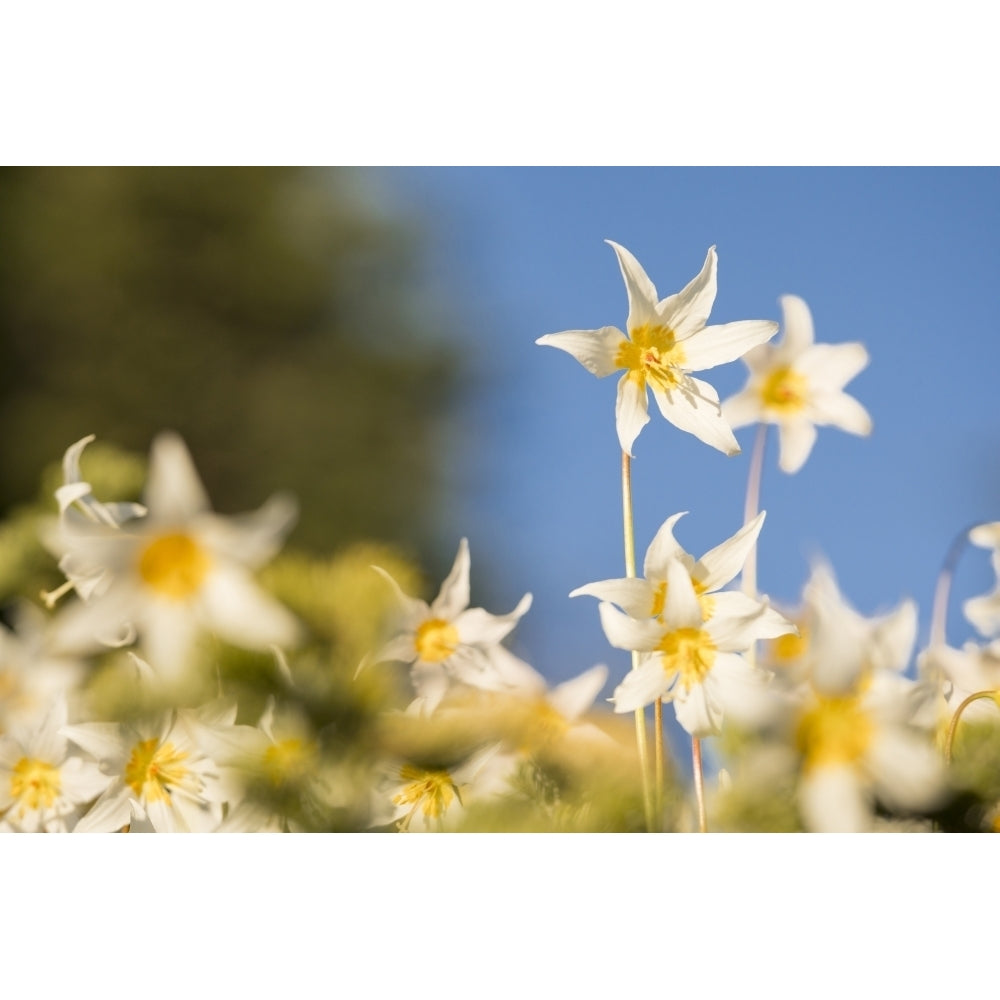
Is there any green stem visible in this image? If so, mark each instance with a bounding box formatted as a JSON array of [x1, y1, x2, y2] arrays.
[[654, 697, 664, 828], [622, 450, 654, 832], [945, 689, 999, 764]]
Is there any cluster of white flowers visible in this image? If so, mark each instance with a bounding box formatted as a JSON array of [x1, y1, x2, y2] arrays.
[[0, 238, 996, 833]]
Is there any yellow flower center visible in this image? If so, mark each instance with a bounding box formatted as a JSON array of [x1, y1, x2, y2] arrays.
[[10, 757, 61, 813], [137, 532, 211, 600], [760, 365, 809, 414], [124, 738, 190, 802], [767, 623, 809, 667], [393, 765, 457, 829], [657, 627, 717, 692], [262, 738, 316, 786], [795, 695, 873, 772], [414, 618, 460, 663], [650, 578, 715, 622], [615, 324, 687, 392]]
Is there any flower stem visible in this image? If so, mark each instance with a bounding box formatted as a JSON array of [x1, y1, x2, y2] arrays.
[[741, 423, 768, 600], [622, 450, 654, 832], [929, 524, 985, 651], [691, 736, 707, 832], [944, 689, 999, 763], [654, 697, 664, 827]]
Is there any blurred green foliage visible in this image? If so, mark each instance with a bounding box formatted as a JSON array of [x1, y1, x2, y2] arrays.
[[0, 167, 459, 557]]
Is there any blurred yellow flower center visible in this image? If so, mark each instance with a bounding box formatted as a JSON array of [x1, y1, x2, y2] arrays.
[[616, 325, 687, 391], [760, 366, 809, 414], [795, 695, 873, 772], [768, 624, 808, 666], [10, 757, 61, 812], [651, 578, 715, 622], [393, 766, 457, 827], [263, 738, 316, 786], [658, 627, 716, 691], [530, 700, 570, 745], [138, 532, 211, 599], [124, 738, 190, 802], [414, 618, 460, 662]]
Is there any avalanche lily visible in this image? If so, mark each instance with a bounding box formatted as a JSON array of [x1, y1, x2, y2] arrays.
[[722, 295, 872, 473], [536, 242, 778, 456]]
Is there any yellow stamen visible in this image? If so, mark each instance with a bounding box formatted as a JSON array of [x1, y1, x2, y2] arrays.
[[650, 578, 716, 623], [414, 618, 460, 663], [10, 758, 61, 813], [615, 324, 687, 392], [262, 738, 317, 786], [760, 365, 809, 414], [137, 533, 211, 600], [795, 695, 873, 772], [124, 738, 190, 802], [657, 627, 717, 692], [393, 765, 457, 829]]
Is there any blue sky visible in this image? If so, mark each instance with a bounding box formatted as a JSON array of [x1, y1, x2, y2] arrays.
[[379, 167, 1000, 716]]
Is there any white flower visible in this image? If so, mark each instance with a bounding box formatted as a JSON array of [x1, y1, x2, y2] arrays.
[[722, 295, 872, 473], [921, 640, 1000, 724], [963, 522, 1000, 637], [536, 243, 778, 456], [64, 704, 233, 833], [367, 538, 533, 714], [0, 698, 109, 832], [49, 432, 301, 679], [596, 558, 792, 737]]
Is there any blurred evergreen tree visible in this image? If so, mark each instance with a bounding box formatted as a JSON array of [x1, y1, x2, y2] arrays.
[[0, 167, 459, 557]]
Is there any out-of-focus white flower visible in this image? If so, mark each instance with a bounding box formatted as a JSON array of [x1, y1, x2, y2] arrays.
[[63, 703, 233, 832], [921, 640, 1000, 725], [0, 698, 108, 832], [596, 559, 792, 736], [963, 522, 1000, 637], [372, 743, 509, 832], [537, 243, 777, 456], [514, 664, 615, 751], [49, 432, 301, 679], [722, 295, 871, 473], [366, 538, 534, 714], [0, 605, 87, 733]]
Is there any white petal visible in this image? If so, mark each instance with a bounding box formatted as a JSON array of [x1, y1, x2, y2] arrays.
[[535, 327, 627, 377], [597, 602, 663, 652], [197, 494, 298, 567], [642, 512, 689, 582], [969, 522, 1000, 550], [431, 538, 471, 621], [371, 633, 418, 666], [661, 559, 703, 631], [655, 246, 718, 339], [799, 765, 872, 832], [453, 592, 531, 646], [409, 662, 450, 714], [720, 385, 766, 430], [795, 342, 869, 389], [711, 652, 783, 730], [606, 241, 660, 332], [201, 567, 302, 651], [61, 722, 128, 767], [145, 432, 210, 521], [808, 391, 872, 435], [650, 376, 740, 456], [483, 644, 546, 694], [570, 577, 655, 618], [965, 590, 1000, 637], [615, 374, 650, 456], [73, 784, 135, 833], [776, 419, 817, 473], [869, 599, 918, 672], [673, 680, 723, 737], [611, 660, 671, 713], [548, 664, 608, 721], [695, 512, 765, 593], [868, 729, 947, 813], [372, 565, 430, 625], [681, 320, 779, 371], [777, 295, 815, 357]]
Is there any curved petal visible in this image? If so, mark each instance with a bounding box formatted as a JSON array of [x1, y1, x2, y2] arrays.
[[643, 512, 689, 581], [965, 590, 1000, 637], [535, 326, 627, 377], [660, 559, 703, 631], [548, 664, 608, 721], [73, 784, 135, 833], [970, 522, 1000, 550], [655, 246, 718, 339], [606, 241, 659, 331], [795, 342, 869, 389], [868, 729, 947, 814], [611, 660, 671, 713], [597, 602, 663, 652], [673, 681, 723, 737], [200, 567, 302, 651], [695, 512, 766, 592], [808, 391, 872, 435], [431, 538, 471, 620], [372, 566, 430, 626], [454, 592, 531, 646], [799, 765, 872, 832], [681, 320, 779, 371], [145, 432, 210, 521], [775, 419, 817, 474], [650, 377, 740, 456], [777, 295, 815, 357], [483, 644, 546, 694], [196, 493, 298, 567], [720, 385, 766, 430], [570, 577, 654, 618], [615, 374, 651, 456]]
